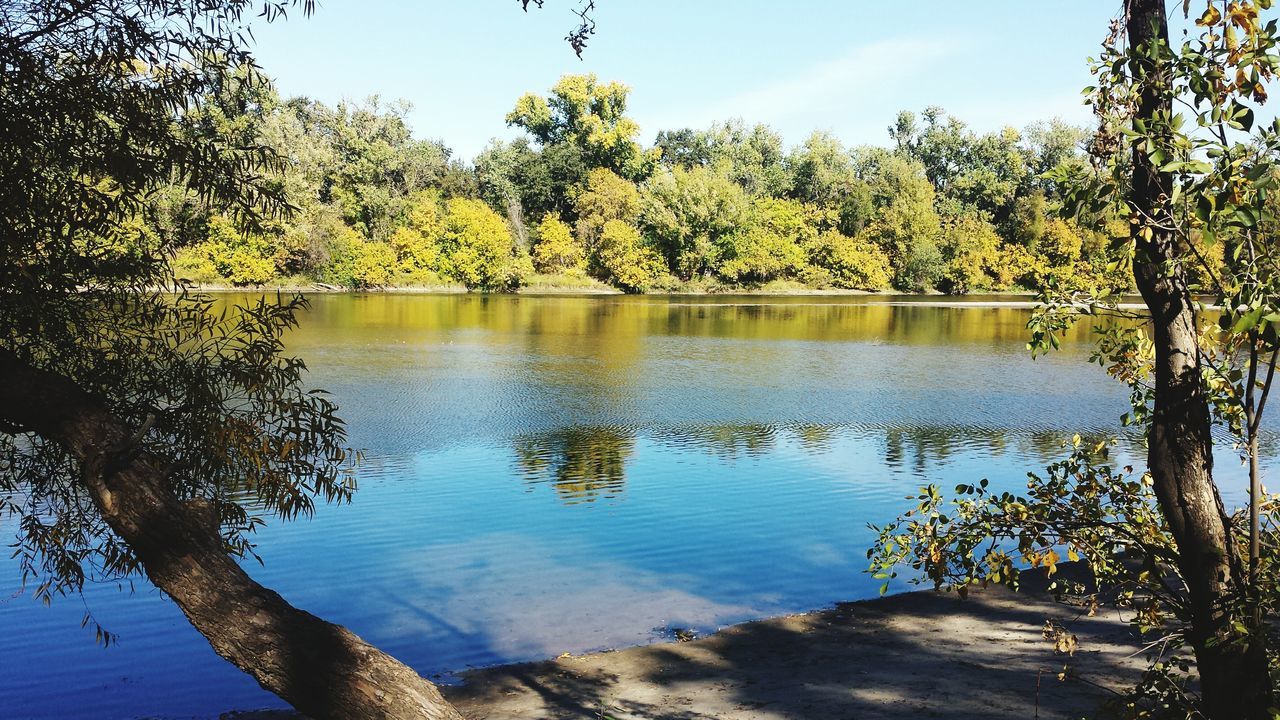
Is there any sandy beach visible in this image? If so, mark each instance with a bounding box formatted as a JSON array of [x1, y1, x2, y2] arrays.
[[219, 573, 1144, 720], [440, 580, 1143, 720]]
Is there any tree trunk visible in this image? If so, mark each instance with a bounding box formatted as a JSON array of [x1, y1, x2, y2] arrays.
[[0, 349, 464, 720], [1125, 1, 1272, 717]]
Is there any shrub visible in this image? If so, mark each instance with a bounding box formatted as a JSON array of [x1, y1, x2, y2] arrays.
[[990, 243, 1045, 290], [717, 198, 817, 283], [806, 230, 891, 290], [438, 198, 523, 291], [938, 213, 1002, 294], [532, 214, 586, 274], [183, 214, 280, 286], [390, 226, 439, 276], [350, 240, 397, 288], [597, 220, 664, 292]]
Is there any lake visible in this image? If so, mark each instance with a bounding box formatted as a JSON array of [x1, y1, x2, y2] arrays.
[[0, 294, 1265, 719]]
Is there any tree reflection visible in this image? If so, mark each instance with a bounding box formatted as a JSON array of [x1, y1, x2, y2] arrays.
[[882, 425, 1096, 476], [512, 422, 1149, 507], [651, 423, 778, 459], [514, 427, 635, 504]]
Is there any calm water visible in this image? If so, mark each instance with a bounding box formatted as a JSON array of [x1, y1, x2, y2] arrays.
[[0, 294, 1267, 718]]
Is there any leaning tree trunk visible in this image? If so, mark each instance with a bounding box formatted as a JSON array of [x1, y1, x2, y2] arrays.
[[0, 349, 463, 720], [1125, 1, 1272, 717]]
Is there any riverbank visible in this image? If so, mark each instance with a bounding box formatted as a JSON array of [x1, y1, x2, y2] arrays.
[[443, 580, 1142, 720], [223, 578, 1144, 720], [180, 280, 890, 296]]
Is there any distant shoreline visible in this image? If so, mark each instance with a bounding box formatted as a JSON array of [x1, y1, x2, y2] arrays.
[[179, 281, 893, 296], [177, 284, 1180, 311]]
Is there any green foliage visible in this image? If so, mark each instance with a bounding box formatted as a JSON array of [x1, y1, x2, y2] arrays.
[[805, 230, 892, 290], [438, 198, 523, 291], [641, 165, 751, 280], [718, 198, 818, 283], [118, 56, 1124, 295], [532, 214, 586, 274], [787, 131, 856, 207], [129, 60, 1121, 295], [1009, 190, 1049, 248], [475, 137, 583, 224], [877, 4, 1280, 718], [892, 107, 1030, 223], [597, 219, 664, 292], [937, 212, 1002, 294], [868, 434, 1280, 718], [656, 120, 791, 197], [316, 97, 453, 239], [320, 226, 371, 288], [2, 0, 363, 622], [869, 438, 1164, 599], [506, 74, 658, 181], [853, 150, 943, 291], [573, 168, 642, 251]]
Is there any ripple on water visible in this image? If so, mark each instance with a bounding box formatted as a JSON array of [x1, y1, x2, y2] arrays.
[[2, 294, 1266, 719]]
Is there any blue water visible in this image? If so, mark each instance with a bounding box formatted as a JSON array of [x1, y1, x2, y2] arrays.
[[0, 294, 1265, 718]]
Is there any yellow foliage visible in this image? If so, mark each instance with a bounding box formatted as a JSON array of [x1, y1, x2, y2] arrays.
[[991, 243, 1046, 290], [938, 214, 1002, 293], [597, 220, 664, 292], [438, 198, 523, 290], [390, 226, 439, 274], [533, 215, 586, 274], [718, 198, 820, 283], [806, 230, 892, 290], [573, 168, 642, 249], [350, 240, 396, 288], [184, 214, 279, 286], [1040, 218, 1083, 266]]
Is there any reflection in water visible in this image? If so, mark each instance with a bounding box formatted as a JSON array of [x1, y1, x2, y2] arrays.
[[7, 294, 1254, 719], [652, 423, 780, 459], [515, 427, 634, 504], [376, 533, 761, 673], [513, 422, 1133, 507], [882, 425, 1091, 477]]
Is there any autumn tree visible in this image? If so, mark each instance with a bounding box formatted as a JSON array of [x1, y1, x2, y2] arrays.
[[532, 214, 586, 274], [438, 198, 527, 291], [507, 73, 658, 182], [597, 219, 664, 291]]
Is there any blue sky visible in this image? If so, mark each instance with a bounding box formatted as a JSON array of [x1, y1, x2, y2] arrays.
[[247, 1, 1123, 161]]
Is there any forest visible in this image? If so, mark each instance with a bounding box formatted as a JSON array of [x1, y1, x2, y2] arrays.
[[158, 71, 1133, 294], [11, 0, 1280, 717]]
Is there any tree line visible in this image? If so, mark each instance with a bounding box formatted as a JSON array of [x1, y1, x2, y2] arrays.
[[158, 71, 1132, 294], [10, 0, 1280, 718]]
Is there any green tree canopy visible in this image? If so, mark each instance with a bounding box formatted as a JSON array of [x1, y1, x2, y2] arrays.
[[506, 73, 657, 181], [640, 165, 751, 280]]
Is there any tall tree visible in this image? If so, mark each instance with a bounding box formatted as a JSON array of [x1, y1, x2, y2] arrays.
[[1118, 2, 1270, 714], [506, 73, 657, 182], [1, 2, 463, 717], [870, 3, 1280, 718]]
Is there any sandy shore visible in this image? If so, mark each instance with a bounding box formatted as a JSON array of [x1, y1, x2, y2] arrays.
[[221, 577, 1144, 720], [440, 580, 1143, 720]]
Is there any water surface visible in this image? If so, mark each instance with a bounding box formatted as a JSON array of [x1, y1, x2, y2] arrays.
[[0, 294, 1264, 718]]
